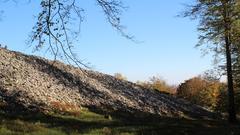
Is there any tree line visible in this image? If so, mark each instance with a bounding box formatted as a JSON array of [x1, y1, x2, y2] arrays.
[[134, 74, 240, 114]]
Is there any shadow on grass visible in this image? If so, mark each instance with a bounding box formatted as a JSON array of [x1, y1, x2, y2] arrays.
[[0, 110, 240, 135]]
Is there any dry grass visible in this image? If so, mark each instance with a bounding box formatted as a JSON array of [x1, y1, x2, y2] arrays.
[[50, 101, 81, 116]]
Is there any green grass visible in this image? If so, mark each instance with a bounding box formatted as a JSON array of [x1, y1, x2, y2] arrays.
[[0, 108, 239, 135]]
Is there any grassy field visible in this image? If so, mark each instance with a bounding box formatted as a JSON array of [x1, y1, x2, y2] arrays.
[[0, 109, 239, 135]]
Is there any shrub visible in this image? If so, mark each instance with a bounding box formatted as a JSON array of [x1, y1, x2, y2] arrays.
[[177, 77, 224, 110], [50, 101, 81, 116], [215, 86, 240, 113], [137, 76, 176, 94], [114, 73, 127, 81]]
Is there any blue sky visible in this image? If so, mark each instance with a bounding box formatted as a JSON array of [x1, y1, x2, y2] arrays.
[[0, 0, 214, 84]]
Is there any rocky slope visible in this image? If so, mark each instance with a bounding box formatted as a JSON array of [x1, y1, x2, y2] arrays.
[[0, 48, 217, 119]]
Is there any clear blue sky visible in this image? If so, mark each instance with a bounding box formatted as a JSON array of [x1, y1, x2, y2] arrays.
[[0, 0, 214, 85]]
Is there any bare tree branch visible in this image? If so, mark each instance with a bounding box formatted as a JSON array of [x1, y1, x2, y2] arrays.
[[27, 0, 132, 69]]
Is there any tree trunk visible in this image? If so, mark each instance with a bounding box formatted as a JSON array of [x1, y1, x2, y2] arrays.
[[223, 0, 237, 123], [225, 34, 237, 123]]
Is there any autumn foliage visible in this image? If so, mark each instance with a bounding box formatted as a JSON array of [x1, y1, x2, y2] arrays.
[[177, 77, 225, 110], [137, 76, 176, 94], [50, 101, 81, 116], [114, 73, 128, 81]]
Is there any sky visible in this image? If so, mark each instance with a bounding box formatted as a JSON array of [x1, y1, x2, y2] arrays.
[[0, 0, 215, 85]]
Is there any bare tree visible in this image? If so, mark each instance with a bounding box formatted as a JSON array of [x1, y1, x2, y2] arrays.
[[2, 0, 133, 67]]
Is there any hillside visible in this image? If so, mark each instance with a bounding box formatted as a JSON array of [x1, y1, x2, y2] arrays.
[[0, 48, 216, 119]]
